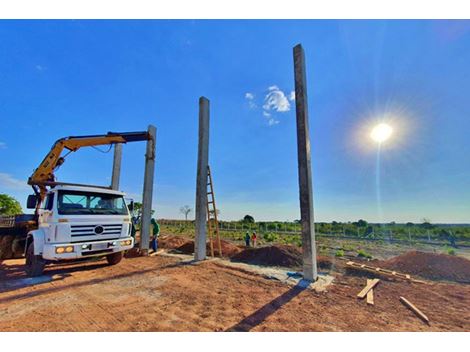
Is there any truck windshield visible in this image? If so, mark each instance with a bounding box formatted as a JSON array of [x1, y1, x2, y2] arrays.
[[57, 190, 128, 215]]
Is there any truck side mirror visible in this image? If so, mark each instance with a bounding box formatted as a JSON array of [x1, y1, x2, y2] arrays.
[[127, 201, 134, 212], [27, 194, 38, 209]]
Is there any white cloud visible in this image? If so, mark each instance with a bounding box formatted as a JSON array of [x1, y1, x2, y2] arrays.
[[268, 118, 280, 126], [0, 173, 29, 191], [289, 91, 295, 101], [0, 142, 6, 149], [245, 92, 256, 109], [263, 86, 290, 112], [262, 111, 271, 117]]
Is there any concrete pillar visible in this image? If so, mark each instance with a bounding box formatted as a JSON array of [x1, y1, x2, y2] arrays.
[[194, 97, 210, 261], [293, 44, 318, 281], [111, 143, 123, 190], [140, 125, 156, 255]]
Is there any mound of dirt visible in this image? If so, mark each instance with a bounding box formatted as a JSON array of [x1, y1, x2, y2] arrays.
[[231, 245, 303, 268], [158, 235, 191, 250], [380, 251, 470, 284], [173, 239, 242, 258]]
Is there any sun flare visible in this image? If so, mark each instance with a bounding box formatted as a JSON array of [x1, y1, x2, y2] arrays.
[[370, 123, 393, 143]]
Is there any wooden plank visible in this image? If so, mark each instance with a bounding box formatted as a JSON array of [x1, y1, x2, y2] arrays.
[[346, 261, 425, 283], [357, 278, 380, 299], [366, 279, 374, 305], [400, 296, 429, 323]]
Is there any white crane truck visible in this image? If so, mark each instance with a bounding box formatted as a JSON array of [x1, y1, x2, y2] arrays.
[[0, 131, 152, 276]]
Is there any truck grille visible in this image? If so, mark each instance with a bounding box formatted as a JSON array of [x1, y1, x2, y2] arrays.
[[71, 224, 123, 237]]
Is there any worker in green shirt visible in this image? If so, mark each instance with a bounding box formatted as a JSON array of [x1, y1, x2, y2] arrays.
[[150, 218, 160, 252]]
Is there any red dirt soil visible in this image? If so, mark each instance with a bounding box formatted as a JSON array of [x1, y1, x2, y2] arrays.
[[231, 245, 334, 270], [158, 235, 189, 250], [231, 245, 303, 267], [379, 251, 470, 284], [159, 236, 336, 270], [158, 236, 242, 258], [175, 239, 242, 258], [1, 255, 469, 331]]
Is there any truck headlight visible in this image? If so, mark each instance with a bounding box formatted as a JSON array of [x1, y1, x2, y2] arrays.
[[56, 246, 74, 254], [120, 240, 132, 246]]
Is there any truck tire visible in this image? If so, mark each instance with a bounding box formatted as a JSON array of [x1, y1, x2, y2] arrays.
[[0, 235, 14, 260], [106, 252, 123, 265], [25, 242, 46, 277]]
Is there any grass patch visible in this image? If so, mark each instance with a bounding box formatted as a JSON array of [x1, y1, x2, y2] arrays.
[[357, 249, 372, 259], [335, 249, 344, 257]]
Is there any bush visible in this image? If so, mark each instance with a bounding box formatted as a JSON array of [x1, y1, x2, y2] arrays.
[[357, 249, 372, 259], [447, 248, 456, 256], [341, 244, 354, 252], [263, 232, 278, 242], [335, 249, 344, 257]]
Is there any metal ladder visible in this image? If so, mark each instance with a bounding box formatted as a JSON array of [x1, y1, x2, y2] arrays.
[[206, 166, 222, 257]]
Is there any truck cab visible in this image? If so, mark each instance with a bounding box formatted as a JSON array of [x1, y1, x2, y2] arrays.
[[25, 184, 134, 276]]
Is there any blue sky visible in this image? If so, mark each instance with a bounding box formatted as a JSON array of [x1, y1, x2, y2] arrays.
[[0, 20, 469, 223]]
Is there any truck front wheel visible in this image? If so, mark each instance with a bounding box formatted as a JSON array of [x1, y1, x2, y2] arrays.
[[25, 242, 46, 277], [106, 252, 123, 265]]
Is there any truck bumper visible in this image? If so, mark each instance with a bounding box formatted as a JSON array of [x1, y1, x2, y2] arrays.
[[42, 237, 134, 261]]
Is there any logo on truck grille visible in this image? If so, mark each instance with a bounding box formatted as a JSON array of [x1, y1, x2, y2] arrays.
[[94, 225, 104, 235]]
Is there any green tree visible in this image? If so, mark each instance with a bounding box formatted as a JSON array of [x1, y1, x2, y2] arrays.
[[355, 219, 368, 227], [242, 215, 255, 223], [179, 205, 192, 220], [130, 202, 155, 218], [420, 218, 434, 230], [0, 194, 22, 215], [132, 202, 142, 218]]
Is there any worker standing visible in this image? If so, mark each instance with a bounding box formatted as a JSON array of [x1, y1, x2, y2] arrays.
[[244, 231, 250, 247], [150, 218, 160, 252], [251, 231, 257, 247]]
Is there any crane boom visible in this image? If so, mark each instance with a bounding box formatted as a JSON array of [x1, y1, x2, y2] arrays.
[[28, 131, 151, 202]]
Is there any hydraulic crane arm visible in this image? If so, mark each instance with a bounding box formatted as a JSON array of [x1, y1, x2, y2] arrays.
[[28, 131, 151, 202]]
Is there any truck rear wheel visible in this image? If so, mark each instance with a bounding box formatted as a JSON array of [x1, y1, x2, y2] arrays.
[[25, 242, 46, 277], [0, 235, 14, 260], [106, 252, 123, 265]]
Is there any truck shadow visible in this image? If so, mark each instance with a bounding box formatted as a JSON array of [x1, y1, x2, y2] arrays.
[[0, 264, 159, 305], [226, 280, 309, 331], [0, 259, 109, 295]]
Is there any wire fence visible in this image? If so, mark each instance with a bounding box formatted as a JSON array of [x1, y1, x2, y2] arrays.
[[157, 219, 470, 248]]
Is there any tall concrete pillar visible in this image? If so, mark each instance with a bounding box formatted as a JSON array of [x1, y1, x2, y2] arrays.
[[111, 143, 122, 190], [293, 44, 318, 281], [140, 125, 156, 255], [194, 97, 210, 261]]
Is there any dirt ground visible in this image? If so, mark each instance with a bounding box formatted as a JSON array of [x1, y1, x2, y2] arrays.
[[1, 251, 469, 332]]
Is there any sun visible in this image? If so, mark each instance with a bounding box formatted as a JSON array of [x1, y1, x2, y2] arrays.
[[370, 123, 393, 143]]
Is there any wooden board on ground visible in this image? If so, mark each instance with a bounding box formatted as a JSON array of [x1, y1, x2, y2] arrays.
[[346, 261, 426, 283], [366, 279, 374, 305], [357, 278, 380, 299], [400, 296, 429, 324]]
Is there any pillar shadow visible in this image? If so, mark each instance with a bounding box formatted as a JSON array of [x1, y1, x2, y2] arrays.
[[226, 280, 309, 332]]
